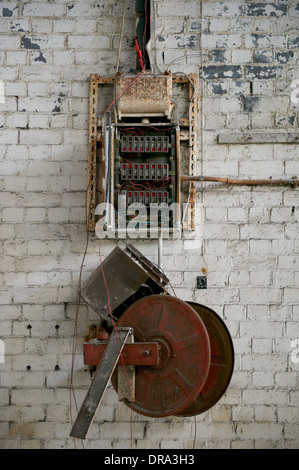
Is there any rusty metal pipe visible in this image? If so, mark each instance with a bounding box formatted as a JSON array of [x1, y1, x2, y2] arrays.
[[180, 175, 298, 188]]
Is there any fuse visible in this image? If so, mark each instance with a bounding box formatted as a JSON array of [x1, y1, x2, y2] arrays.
[[145, 137, 150, 152], [127, 136, 133, 152], [132, 192, 138, 205], [133, 136, 138, 152], [127, 164, 132, 179], [151, 192, 156, 204], [138, 164, 144, 180], [121, 136, 127, 152], [133, 164, 138, 179], [138, 192, 144, 205], [138, 137, 144, 152], [145, 164, 150, 179], [121, 164, 127, 180], [157, 164, 162, 178], [151, 164, 156, 179]]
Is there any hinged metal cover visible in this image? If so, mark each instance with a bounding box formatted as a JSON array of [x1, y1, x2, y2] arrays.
[[80, 244, 169, 321]]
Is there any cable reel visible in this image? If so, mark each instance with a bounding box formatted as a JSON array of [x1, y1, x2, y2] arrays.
[[70, 245, 234, 439]]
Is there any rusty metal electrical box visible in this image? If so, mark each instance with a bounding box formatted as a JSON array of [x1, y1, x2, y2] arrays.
[[86, 72, 198, 236]]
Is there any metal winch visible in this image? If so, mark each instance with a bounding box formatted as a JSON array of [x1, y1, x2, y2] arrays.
[[70, 245, 234, 439]]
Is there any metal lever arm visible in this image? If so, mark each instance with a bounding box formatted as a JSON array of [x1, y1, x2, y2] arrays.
[[70, 327, 133, 440]]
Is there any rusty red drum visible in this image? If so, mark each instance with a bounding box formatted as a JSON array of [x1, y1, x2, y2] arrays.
[[175, 302, 234, 417], [111, 295, 211, 417]]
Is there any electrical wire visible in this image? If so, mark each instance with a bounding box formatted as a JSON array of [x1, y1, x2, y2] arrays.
[[143, 0, 148, 62], [106, 67, 145, 113], [70, 187, 90, 450], [98, 225, 134, 450], [193, 416, 197, 449], [70, 0, 151, 449], [116, 0, 127, 73]]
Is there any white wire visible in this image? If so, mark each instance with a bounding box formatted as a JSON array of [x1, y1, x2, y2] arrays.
[[116, 0, 127, 73]]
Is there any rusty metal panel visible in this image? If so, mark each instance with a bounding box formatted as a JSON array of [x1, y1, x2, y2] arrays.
[[80, 244, 169, 321], [86, 74, 99, 232], [115, 73, 174, 119]]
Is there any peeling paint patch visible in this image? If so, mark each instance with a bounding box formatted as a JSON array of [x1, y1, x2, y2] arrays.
[[176, 34, 198, 49], [253, 50, 273, 64], [3, 8, 13, 17], [245, 3, 287, 17], [189, 21, 200, 32], [52, 97, 62, 113], [245, 66, 281, 80], [276, 51, 294, 64], [203, 65, 242, 80], [288, 36, 299, 49], [11, 22, 25, 32], [34, 52, 46, 63], [22, 36, 40, 50], [209, 82, 228, 95], [208, 50, 227, 64], [244, 96, 260, 113]]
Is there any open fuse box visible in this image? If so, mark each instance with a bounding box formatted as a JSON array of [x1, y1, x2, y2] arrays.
[[113, 122, 180, 234], [86, 71, 198, 238]]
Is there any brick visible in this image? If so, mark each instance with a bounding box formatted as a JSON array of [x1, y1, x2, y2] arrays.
[[237, 423, 283, 440], [245, 34, 286, 48], [18, 97, 66, 113], [202, 2, 243, 17], [245, 3, 287, 18], [23, 3, 65, 17], [6, 113, 28, 128], [157, 1, 200, 17], [67, 35, 110, 50], [0, 129, 18, 144], [19, 130, 63, 145], [66, 2, 111, 18], [21, 35, 65, 50], [0, 35, 20, 49], [202, 34, 242, 48], [239, 289, 282, 305]]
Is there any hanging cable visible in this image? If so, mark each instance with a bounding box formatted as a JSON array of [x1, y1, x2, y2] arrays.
[[116, 0, 127, 73], [98, 226, 134, 449], [70, 187, 90, 450]]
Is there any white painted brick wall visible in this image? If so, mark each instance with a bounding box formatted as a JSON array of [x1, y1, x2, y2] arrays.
[[0, 0, 298, 450]]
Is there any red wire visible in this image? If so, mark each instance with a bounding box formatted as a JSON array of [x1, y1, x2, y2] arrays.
[[143, 0, 147, 61], [106, 68, 145, 113]]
